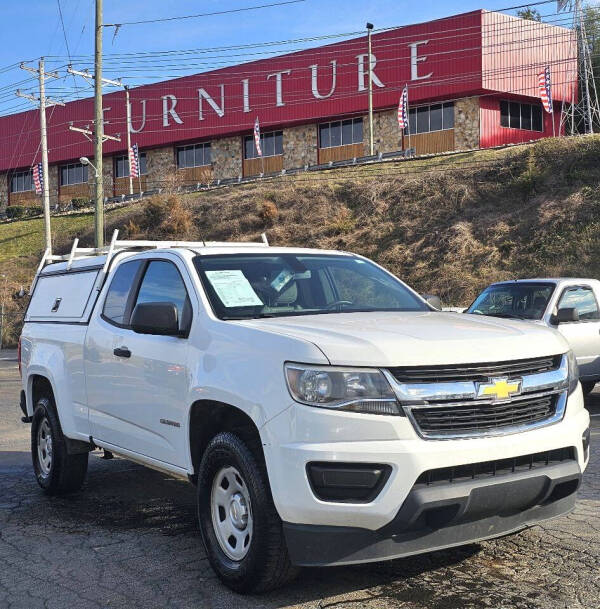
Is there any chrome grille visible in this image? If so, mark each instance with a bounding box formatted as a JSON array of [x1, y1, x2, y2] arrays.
[[388, 355, 561, 384], [384, 354, 569, 440], [411, 393, 557, 437]]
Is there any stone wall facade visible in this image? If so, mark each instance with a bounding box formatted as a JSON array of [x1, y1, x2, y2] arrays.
[[102, 158, 114, 199], [454, 97, 480, 150], [48, 166, 59, 207], [283, 124, 318, 168], [0, 172, 7, 214], [146, 146, 176, 189], [363, 109, 403, 156], [212, 136, 243, 180]]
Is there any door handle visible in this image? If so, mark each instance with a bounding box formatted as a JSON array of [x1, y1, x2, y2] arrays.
[[113, 347, 131, 358]]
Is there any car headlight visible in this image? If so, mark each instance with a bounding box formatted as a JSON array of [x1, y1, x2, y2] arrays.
[[284, 363, 401, 415], [566, 350, 579, 395]]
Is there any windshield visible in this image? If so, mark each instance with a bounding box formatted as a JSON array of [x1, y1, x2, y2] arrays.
[[194, 253, 429, 320], [466, 282, 556, 320]]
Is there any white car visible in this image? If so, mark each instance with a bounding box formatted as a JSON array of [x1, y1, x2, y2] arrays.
[[466, 278, 600, 395], [18, 235, 590, 592]]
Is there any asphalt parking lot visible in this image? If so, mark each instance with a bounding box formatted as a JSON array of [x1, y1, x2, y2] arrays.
[[1, 352, 599, 609]]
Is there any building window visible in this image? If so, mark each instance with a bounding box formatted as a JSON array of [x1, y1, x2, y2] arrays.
[[60, 163, 88, 186], [319, 119, 363, 148], [500, 101, 543, 132], [10, 169, 34, 193], [244, 131, 283, 159], [408, 102, 454, 135], [177, 143, 211, 168], [114, 152, 147, 178]]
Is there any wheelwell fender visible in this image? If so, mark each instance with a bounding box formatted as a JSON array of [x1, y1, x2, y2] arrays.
[[27, 373, 57, 416], [27, 374, 90, 454], [188, 400, 264, 478]]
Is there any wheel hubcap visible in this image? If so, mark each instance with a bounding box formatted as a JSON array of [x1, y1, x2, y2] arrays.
[[210, 466, 253, 561], [37, 418, 53, 476]]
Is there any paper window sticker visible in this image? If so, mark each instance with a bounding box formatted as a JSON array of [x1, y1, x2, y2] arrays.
[[205, 270, 263, 307]]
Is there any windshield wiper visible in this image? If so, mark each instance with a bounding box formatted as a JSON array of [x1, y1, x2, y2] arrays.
[[483, 312, 527, 320]]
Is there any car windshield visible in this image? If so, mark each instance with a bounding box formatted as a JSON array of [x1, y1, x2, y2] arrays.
[[466, 282, 556, 320], [194, 253, 429, 320]]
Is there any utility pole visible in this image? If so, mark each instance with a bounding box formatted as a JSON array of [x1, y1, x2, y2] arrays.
[[17, 59, 64, 254], [366, 22, 374, 156], [0, 274, 6, 351], [94, 0, 104, 247], [38, 60, 52, 252], [125, 86, 133, 195]]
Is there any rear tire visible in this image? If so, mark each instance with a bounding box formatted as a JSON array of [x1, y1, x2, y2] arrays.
[[197, 432, 297, 593], [31, 396, 88, 495], [581, 381, 596, 396]]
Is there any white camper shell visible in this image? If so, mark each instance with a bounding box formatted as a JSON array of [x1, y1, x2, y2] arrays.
[[25, 230, 271, 324]]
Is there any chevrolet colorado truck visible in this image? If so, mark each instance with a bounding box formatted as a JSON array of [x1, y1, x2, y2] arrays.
[[18, 234, 590, 592], [466, 278, 600, 395]]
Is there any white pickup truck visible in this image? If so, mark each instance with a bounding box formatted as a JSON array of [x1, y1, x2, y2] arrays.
[[18, 235, 590, 592], [466, 278, 600, 395]]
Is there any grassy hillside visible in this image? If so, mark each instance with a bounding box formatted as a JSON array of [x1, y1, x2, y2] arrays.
[[1, 135, 600, 347]]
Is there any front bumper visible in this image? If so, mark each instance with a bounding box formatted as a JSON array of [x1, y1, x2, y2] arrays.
[[261, 386, 589, 565], [283, 459, 581, 566]]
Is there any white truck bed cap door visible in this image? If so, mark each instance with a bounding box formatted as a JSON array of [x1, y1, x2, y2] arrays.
[[26, 270, 100, 322]]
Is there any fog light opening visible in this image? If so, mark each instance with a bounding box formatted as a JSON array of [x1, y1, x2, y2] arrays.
[[307, 462, 392, 503]]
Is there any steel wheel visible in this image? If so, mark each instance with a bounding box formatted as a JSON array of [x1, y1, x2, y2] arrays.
[[36, 417, 53, 477], [210, 466, 253, 561]]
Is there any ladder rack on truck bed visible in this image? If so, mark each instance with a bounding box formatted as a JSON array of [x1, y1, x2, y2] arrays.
[[31, 229, 270, 292]]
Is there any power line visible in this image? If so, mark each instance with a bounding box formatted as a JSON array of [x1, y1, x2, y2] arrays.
[[56, 0, 82, 96], [45, 9, 577, 65], [104, 0, 308, 27], [30, 20, 580, 96]]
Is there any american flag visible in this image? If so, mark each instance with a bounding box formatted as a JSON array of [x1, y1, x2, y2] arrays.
[[254, 117, 262, 157], [538, 66, 553, 114], [32, 163, 43, 195], [129, 144, 140, 178], [397, 85, 409, 130]]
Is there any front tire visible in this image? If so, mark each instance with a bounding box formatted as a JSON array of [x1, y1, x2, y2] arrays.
[[31, 396, 88, 494], [581, 381, 596, 396], [197, 432, 297, 593]]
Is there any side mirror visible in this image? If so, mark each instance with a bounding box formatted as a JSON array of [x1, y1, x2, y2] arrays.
[[131, 302, 181, 336], [553, 307, 579, 324], [422, 293, 442, 311]]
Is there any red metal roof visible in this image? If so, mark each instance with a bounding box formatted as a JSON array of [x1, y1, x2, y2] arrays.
[[0, 10, 576, 172]]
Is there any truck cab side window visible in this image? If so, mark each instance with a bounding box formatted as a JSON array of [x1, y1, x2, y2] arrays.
[[558, 286, 600, 321], [103, 260, 143, 325], [134, 260, 191, 332]]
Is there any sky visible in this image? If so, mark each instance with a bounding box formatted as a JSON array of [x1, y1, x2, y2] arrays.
[[0, 0, 583, 116]]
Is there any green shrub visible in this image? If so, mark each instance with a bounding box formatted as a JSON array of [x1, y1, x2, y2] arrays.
[[6, 206, 26, 219], [71, 198, 90, 210], [26, 206, 42, 216]]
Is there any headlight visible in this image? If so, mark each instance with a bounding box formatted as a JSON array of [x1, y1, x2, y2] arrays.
[[284, 363, 401, 415], [566, 350, 579, 395]]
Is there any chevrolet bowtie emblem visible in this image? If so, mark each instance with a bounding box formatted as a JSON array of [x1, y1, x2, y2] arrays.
[[477, 377, 522, 401]]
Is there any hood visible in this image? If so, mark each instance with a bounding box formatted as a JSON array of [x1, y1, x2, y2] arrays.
[[237, 311, 569, 367]]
